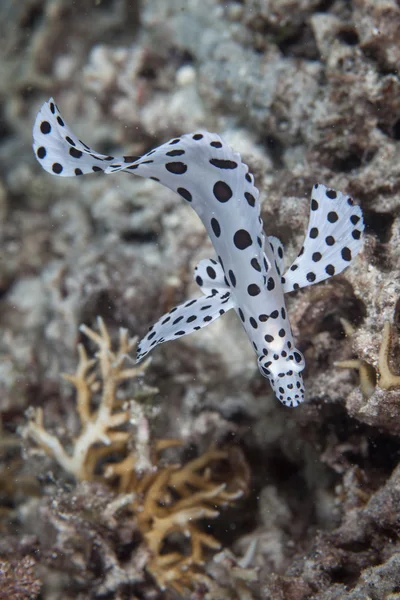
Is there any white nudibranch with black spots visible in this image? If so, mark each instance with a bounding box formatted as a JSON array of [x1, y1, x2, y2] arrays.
[[33, 98, 364, 407]]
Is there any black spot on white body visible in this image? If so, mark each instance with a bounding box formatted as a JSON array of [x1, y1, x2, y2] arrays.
[[282, 184, 364, 292]]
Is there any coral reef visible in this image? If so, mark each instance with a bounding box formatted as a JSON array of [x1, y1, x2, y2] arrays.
[[23, 319, 250, 596], [0, 0, 400, 598]]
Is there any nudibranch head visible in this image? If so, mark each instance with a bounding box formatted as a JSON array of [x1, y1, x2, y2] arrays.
[[258, 354, 305, 407]]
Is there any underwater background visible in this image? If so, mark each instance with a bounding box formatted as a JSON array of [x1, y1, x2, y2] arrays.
[[1, 0, 400, 598]]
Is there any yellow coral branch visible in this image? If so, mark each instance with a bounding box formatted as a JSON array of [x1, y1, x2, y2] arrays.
[[24, 318, 149, 481], [335, 359, 377, 399], [335, 318, 400, 398], [25, 408, 78, 474], [378, 321, 400, 390]]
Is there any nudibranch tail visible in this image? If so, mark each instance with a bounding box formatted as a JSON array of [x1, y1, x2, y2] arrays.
[[33, 99, 265, 270], [33, 99, 120, 176]]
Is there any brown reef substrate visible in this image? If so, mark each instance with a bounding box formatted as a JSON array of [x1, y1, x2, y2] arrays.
[[0, 0, 400, 598]]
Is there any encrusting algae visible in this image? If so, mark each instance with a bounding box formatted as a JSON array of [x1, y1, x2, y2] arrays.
[[23, 318, 250, 595]]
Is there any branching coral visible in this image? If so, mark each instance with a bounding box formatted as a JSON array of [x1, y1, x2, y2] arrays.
[[24, 318, 153, 481], [23, 318, 249, 595], [336, 319, 400, 399], [106, 443, 249, 593]]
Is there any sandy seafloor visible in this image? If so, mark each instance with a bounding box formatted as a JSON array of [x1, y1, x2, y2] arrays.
[[1, 0, 400, 599]]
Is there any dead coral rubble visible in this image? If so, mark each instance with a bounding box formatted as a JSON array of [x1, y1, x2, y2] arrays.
[[24, 319, 250, 596], [34, 481, 151, 598], [0, 556, 41, 600]]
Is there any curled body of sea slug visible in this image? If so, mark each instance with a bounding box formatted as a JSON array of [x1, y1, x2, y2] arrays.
[[33, 99, 364, 407]]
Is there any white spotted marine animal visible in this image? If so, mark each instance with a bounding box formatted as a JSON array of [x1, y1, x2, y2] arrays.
[[33, 99, 364, 407]]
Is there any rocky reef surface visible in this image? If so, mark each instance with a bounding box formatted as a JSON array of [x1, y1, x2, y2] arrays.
[[0, 1, 399, 599]]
